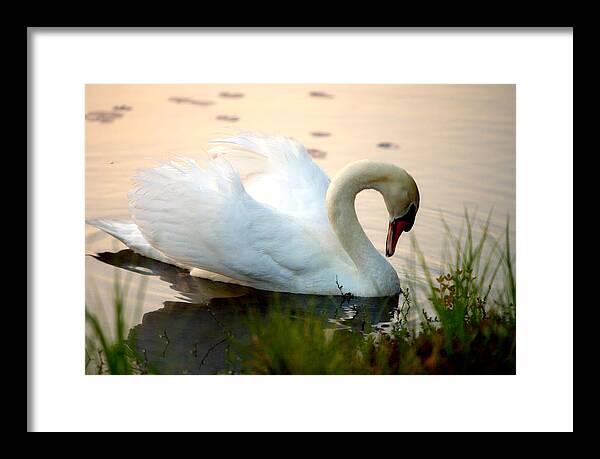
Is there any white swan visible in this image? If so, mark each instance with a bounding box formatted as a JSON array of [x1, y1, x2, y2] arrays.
[[87, 133, 420, 297]]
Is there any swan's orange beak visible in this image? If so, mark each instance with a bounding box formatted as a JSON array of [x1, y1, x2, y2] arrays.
[[385, 219, 410, 257], [385, 205, 417, 257]]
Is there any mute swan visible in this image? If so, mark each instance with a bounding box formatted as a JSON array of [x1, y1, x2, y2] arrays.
[[87, 133, 420, 297]]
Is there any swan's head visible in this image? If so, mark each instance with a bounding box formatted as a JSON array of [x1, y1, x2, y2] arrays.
[[374, 165, 420, 257]]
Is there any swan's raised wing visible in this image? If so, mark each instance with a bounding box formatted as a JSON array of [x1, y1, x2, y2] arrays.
[[207, 133, 331, 223], [128, 157, 329, 290]]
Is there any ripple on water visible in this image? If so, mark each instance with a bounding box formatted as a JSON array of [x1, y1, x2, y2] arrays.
[[85, 111, 124, 123], [309, 91, 334, 98], [168, 97, 215, 106], [307, 148, 327, 159], [218, 91, 244, 98], [216, 115, 240, 122], [377, 142, 400, 150]]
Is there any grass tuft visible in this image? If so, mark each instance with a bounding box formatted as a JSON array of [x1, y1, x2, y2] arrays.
[[85, 272, 153, 375]]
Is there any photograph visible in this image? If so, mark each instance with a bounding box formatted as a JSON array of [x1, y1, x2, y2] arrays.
[[85, 84, 516, 375], [29, 27, 572, 432]]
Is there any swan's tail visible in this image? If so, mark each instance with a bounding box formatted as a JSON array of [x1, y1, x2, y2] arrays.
[[86, 219, 183, 267]]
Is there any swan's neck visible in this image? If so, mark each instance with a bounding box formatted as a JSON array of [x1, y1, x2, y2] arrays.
[[326, 161, 397, 292]]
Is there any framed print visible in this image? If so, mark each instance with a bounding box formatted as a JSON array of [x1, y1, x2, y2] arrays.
[[28, 27, 573, 432]]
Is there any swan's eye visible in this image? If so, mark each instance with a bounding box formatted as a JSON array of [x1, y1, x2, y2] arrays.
[[402, 203, 417, 218], [397, 203, 417, 231]]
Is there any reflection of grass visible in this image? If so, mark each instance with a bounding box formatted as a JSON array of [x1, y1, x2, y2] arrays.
[[85, 273, 152, 375], [86, 211, 516, 375]]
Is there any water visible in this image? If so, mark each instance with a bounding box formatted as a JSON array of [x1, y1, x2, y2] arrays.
[[85, 84, 515, 374]]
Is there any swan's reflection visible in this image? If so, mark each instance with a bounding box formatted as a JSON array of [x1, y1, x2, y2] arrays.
[[92, 249, 400, 374]]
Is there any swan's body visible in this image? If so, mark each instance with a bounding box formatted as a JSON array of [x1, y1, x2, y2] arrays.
[[88, 133, 419, 297]]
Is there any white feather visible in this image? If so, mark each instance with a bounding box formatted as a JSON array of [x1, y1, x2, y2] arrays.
[[125, 134, 346, 292], [85, 218, 182, 266], [207, 132, 330, 220]]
